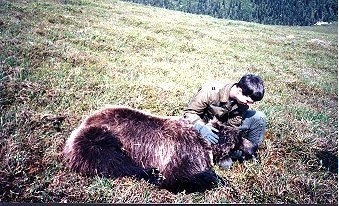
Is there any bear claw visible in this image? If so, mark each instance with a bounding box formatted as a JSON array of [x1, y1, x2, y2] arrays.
[[144, 168, 164, 186]]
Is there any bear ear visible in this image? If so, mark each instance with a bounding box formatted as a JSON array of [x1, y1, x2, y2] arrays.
[[239, 138, 257, 157]]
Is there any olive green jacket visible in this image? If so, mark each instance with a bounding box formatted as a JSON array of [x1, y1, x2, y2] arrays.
[[183, 83, 249, 127]]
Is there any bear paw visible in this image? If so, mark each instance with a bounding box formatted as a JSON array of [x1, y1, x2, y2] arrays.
[[216, 175, 227, 187], [144, 168, 164, 186]]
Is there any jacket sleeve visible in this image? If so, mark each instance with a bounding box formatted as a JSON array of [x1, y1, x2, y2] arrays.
[[183, 86, 212, 124]]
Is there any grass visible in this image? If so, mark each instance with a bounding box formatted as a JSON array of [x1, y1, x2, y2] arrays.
[[0, 0, 337, 203]]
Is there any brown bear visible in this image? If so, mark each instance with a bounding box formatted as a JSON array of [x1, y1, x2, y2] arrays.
[[63, 105, 256, 193]]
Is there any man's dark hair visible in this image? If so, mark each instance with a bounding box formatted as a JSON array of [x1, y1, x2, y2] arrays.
[[236, 74, 265, 102]]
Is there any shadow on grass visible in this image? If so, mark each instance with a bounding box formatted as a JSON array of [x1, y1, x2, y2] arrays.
[[316, 151, 338, 173]]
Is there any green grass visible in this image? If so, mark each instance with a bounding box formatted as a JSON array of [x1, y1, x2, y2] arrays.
[[0, 0, 337, 203]]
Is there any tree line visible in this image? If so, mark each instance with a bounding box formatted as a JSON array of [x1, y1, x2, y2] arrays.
[[122, 0, 338, 26]]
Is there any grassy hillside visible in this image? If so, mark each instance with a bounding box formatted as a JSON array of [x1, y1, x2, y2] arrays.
[[0, 0, 337, 203]]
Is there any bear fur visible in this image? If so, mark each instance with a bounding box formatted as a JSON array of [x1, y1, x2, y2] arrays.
[[63, 105, 255, 193]]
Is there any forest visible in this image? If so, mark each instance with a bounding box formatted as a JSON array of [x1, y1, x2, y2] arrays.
[[122, 0, 338, 26]]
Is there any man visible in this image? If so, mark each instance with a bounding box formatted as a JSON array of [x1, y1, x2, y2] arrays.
[[183, 74, 266, 169]]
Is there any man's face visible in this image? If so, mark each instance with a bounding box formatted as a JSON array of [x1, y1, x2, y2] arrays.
[[233, 87, 254, 106]]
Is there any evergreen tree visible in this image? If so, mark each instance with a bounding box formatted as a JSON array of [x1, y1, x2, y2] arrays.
[[121, 0, 338, 26]]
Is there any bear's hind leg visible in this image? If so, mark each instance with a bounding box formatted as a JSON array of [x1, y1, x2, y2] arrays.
[[64, 125, 164, 186]]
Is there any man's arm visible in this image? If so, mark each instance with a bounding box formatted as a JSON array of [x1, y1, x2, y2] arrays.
[[183, 86, 211, 124], [183, 84, 220, 144]]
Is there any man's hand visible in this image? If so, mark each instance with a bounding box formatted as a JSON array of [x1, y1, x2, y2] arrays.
[[193, 121, 219, 144]]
